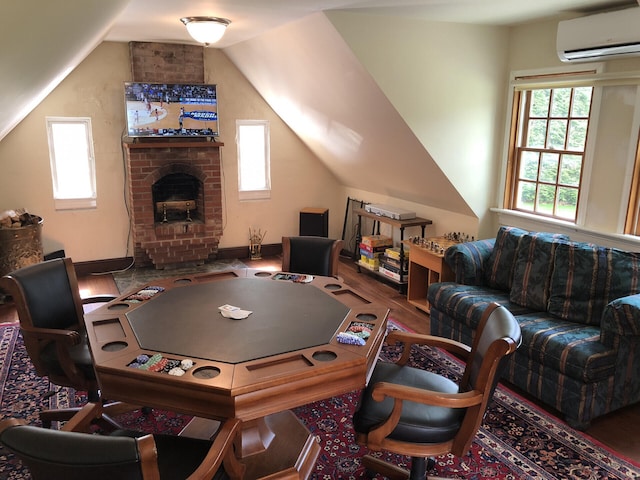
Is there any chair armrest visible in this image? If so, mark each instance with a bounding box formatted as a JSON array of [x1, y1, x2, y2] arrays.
[[386, 330, 471, 366], [371, 381, 483, 408], [444, 238, 495, 285], [20, 325, 81, 345], [187, 418, 245, 480]]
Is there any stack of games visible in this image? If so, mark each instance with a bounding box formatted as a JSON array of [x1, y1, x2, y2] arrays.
[[358, 235, 392, 271], [379, 246, 409, 281]]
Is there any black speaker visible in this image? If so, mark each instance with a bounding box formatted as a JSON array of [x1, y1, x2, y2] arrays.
[[299, 208, 328, 237]]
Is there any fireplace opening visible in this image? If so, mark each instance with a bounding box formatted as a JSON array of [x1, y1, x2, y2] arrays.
[[152, 173, 203, 224]]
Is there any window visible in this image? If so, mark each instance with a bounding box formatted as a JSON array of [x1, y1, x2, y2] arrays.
[[506, 85, 593, 221], [46, 117, 97, 209], [237, 120, 271, 200]]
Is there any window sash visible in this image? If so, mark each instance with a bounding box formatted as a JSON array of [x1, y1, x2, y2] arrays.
[[505, 74, 595, 222], [237, 120, 271, 201], [46, 117, 97, 210]]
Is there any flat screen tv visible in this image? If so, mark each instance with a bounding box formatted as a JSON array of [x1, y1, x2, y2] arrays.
[[124, 82, 218, 138]]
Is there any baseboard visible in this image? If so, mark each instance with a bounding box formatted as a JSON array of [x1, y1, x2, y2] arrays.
[[73, 243, 283, 276]]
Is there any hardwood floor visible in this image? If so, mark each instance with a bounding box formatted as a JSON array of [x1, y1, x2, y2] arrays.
[[1, 254, 639, 463]]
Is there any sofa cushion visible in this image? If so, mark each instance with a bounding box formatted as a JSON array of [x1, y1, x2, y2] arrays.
[[509, 232, 569, 311], [548, 242, 640, 326], [515, 312, 616, 383], [483, 226, 528, 290], [427, 282, 534, 333]]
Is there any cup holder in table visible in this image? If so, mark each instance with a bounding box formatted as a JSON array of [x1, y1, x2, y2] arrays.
[[173, 278, 193, 285], [102, 341, 128, 352], [312, 350, 337, 362], [254, 271, 272, 277], [108, 303, 130, 311], [192, 366, 221, 379], [355, 313, 378, 321], [324, 283, 342, 291]]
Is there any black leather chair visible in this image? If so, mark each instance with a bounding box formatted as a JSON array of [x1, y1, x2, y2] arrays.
[[0, 257, 136, 428], [353, 302, 521, 480], [281, 235, 343, 277], [0, 402, 245, 480]]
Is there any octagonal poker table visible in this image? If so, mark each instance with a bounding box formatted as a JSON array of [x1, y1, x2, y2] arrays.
[[84, 268, 389, 480]]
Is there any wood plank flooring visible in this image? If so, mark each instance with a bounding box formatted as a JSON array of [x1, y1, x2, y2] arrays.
[[1, 254, 638, 463]]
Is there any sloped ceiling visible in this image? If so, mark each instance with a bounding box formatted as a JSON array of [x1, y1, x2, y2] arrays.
[[225, 13, 473, 215], [0, 0, 129, 141]]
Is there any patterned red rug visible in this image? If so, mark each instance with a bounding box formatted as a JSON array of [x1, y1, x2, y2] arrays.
[[1, 322, 639, 479]]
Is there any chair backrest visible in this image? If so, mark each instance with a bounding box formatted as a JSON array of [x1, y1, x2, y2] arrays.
[[453, 302, 521, 455], [0, 419, 156, 480], [1, 257, 83, 331], [0, 258, 87, 383], [281, 236, 343, 277]]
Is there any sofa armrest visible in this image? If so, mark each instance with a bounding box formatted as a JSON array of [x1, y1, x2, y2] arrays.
[[444, 238, 495, 286], [601, 294, 640, 345]]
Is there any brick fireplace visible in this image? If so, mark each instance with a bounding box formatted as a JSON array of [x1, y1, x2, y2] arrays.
[[125, 141, 223, 268], [124, 42, 224, 269]]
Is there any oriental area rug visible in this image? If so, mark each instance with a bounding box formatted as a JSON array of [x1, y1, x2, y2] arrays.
[[1, 322, 639, 479]]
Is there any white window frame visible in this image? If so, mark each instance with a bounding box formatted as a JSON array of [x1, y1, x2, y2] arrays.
[[46, 116, 97, 210], [237, 120, 271, 201]]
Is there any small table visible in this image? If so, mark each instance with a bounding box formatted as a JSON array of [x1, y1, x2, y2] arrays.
[[84, 269, 388, 479], [404, 238, 455, 313]]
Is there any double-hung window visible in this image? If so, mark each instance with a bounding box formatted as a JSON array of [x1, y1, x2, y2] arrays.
[[46, 117, 97, 210], [237, 120, 271, 200], [505, 80, 593, 222]]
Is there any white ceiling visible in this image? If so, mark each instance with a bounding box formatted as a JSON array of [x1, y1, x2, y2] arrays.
[[106, 0, 634, 49]]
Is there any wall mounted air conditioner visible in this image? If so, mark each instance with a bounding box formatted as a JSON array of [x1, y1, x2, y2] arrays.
[[557, 6, 640, 62]]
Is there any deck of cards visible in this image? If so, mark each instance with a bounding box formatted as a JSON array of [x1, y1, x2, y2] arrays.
[[218, 304, 252, 320]]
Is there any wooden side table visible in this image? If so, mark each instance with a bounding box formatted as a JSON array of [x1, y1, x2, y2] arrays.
[[404, 238, 455, 314]]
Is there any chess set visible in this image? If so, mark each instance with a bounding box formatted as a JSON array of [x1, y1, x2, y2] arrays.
[[406, 232, 474, 256]]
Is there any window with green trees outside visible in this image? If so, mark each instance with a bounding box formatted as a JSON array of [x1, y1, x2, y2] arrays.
[[509, 86, 593, 221]]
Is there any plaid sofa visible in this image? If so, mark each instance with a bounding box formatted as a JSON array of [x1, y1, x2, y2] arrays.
[[427, 226, 640, 429]]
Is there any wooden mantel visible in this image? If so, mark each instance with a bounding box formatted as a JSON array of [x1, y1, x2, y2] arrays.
[[124, 141, 224, 149]]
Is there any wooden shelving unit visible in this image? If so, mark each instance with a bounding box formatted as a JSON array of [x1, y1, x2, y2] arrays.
[[353, 208, 432, 291]]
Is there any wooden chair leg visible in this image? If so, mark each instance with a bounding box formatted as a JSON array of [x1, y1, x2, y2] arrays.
[[362, 454, 410, 480]]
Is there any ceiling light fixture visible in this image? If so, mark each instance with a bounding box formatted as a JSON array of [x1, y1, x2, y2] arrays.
[[180, 16, 231, 46]]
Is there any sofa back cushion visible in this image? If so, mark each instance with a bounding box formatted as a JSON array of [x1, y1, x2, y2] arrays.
[[483, 226, 528, 290], [509, 232, 569, 311], [548, 242, 640, 325]]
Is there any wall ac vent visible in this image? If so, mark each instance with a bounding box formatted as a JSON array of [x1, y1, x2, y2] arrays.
[[557, 6, 640, 62]]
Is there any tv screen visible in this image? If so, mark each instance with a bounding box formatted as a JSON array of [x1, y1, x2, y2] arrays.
[[124, 82, 218, 138]]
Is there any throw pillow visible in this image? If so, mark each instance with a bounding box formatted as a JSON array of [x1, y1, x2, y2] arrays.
[[548, 242, 640, 325], [509, 232, 569, 310], [483, 226, 528, 290]]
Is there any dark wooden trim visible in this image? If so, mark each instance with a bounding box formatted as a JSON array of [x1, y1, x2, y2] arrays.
[[124, 141, 224, 149], [73, 258, 134, 277], [73, 244, 283, 276], [217, 243, 281, 260]]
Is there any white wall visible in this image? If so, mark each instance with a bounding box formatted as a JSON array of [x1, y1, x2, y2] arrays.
[[327, 12, 510, 239], [0, 42, 344, 262]]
